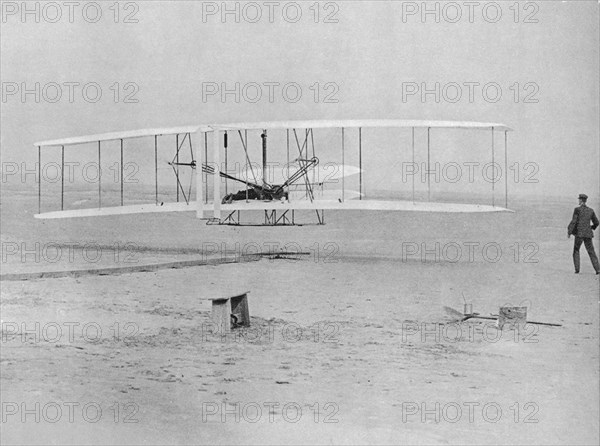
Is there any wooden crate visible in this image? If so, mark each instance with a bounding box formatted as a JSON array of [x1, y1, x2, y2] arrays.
[[210, 291, 250, 332], [497, 306, 527, 329]]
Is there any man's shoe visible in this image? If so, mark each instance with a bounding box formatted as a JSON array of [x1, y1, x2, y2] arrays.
[[575, 271, 580, 274]]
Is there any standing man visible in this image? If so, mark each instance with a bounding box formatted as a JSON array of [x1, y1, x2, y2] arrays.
[[568, 194, 600, 274]]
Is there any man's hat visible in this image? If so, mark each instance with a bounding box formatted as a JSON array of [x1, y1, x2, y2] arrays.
[[578, 194, 588, 201]]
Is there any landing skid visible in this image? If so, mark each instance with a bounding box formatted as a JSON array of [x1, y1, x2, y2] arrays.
[[206, 209, 325, 226]]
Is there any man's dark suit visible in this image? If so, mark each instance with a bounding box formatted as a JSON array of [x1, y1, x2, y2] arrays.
[[568, 204, 600, 273]]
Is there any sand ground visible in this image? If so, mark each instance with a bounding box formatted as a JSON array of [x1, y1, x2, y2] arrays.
[[1, 189, 598, 445]]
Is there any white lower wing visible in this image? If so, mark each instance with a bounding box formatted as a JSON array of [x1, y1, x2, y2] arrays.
[[35, 200, 511, 219], [289, 189, 363, 201], [35, 202, 194, 219]]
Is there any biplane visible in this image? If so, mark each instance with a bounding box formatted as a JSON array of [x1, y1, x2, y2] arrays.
[[33, 119, 513, 225]]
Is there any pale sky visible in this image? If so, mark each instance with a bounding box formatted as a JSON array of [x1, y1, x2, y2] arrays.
[[1, 0, 598, 201]]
